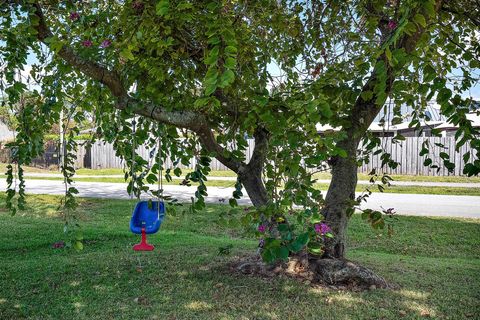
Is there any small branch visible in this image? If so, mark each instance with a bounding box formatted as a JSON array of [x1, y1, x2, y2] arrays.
[[195, 126, 242, 173]]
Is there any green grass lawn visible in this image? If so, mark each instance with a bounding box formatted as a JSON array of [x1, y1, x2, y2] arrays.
[[0, 195, 479, 319]]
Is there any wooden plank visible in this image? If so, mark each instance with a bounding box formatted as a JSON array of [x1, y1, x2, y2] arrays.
[[82, 137, 473, 175]]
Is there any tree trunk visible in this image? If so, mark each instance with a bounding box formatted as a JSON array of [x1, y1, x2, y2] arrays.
[[238, 169, 269, 207], [238, 127, 270, 207], [322, 139, 358, 259]]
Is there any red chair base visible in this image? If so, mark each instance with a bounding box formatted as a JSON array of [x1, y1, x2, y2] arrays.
[[133, 227, 155, 251]]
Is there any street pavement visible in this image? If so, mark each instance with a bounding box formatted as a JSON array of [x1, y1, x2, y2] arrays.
[[1, 179, 478, 218], [21, 173, 480, 188]]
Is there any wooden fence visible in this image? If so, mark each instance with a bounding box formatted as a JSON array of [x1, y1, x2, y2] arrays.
[[79, 137, 475, 176], [87, 139, 256, 171], [358, 137, 475, 176]]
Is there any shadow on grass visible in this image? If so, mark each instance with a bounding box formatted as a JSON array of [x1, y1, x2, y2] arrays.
[[0, 195, 479, 319]]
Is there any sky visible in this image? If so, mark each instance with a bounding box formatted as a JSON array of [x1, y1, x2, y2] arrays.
[[5, 46, 480, 112]]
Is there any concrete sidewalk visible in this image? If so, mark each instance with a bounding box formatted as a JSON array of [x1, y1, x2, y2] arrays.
[[19, 173, 480, 188], [1, 179, 479, 218]]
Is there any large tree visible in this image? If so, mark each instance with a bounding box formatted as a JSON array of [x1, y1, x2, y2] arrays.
[[1, 1, 478, 287]]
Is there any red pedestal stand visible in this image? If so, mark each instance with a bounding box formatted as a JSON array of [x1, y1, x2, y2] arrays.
[[133, 227, 155, 251]]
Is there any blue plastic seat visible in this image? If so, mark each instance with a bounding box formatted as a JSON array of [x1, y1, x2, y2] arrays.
[[129, 201, 165, 235]]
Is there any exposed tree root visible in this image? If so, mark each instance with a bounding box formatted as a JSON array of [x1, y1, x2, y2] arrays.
[[231, 253, 396, 291]]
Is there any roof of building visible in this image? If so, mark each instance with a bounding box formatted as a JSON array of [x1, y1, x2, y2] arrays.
[[435, 112, 480, 130], [370, 121, 444, 132]]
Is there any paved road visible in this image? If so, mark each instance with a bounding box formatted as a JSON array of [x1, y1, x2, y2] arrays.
[[1, 179, 478, 218], [21, 173, 480, 188]]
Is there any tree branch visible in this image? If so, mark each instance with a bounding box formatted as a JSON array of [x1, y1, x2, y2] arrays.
[[347, 0, 443, 142], [195, 126, 243, 173], [25, 2, 246, 172], [246, 127, 269, 173], [441, 3, 480, 27], [29, 2, 208, 132]]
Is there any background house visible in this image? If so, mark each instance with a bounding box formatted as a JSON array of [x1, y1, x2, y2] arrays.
[[317, 101, 480, 138], [0, 120, 15, 142]]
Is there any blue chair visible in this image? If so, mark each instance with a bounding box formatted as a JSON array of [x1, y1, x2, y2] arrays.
[[130, 201, 165, 251]]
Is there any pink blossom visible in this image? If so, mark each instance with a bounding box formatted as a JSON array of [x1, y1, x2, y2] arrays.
[[258, 224, 266, 233], [69, 12, 80, 21], [82, 40, 93, 47], [387, 20, 397, 30], [314, 223, 332, 235], [100, 39, 112, 48], [52, 241, 65, 249]]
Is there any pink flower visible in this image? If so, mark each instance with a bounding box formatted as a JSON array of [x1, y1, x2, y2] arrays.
[[314, 223, 331, 235], [69, 12, 80, 21], [52, 241, 65, 249], [258, 224, 266, 233], [387, 20, 397, 30], [100, 39, 112, 48], [82, 40, 93, 47]]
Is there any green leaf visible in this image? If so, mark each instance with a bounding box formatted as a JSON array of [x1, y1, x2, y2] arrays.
[[224, 46, 237, 55], [439, 152, 449, 160], [173, 167, 182, 177], [307, 242, 323, 255], [423, 64, 436, 82], [437, 88, 452, 105], [74, 240, 84, 251], [177, 1, 193, 10], [205, 82, 217, 96], [120, 48, 135, 61], [385, 47, 392, 66], [218, 69, 235, 88], [319, 101, 333, 118], [229, 198, 238, 207], [224, 57, 236, 69], [49, 39, 64, 53], [204, 46, 220, 65], [290, 232, 309, 253], [423, 1, 435, 17], [310, 212, 322, 224], [404, 22, 417, 35], [156, 0, 170, 16], [261, 248, 275, 263], [413, 13, 427, 28], [278, 246, 289, 260], [360, 91, 373, 101]]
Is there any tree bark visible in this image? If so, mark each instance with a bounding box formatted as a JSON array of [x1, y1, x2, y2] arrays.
[[238, 127, 270, 207], [196, 124, 270, 208], [322, 139, 358, 259], [238, 169, 269, 207]]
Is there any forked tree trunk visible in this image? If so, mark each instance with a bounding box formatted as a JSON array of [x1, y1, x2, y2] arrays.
[[232, 135, 392, 289]]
